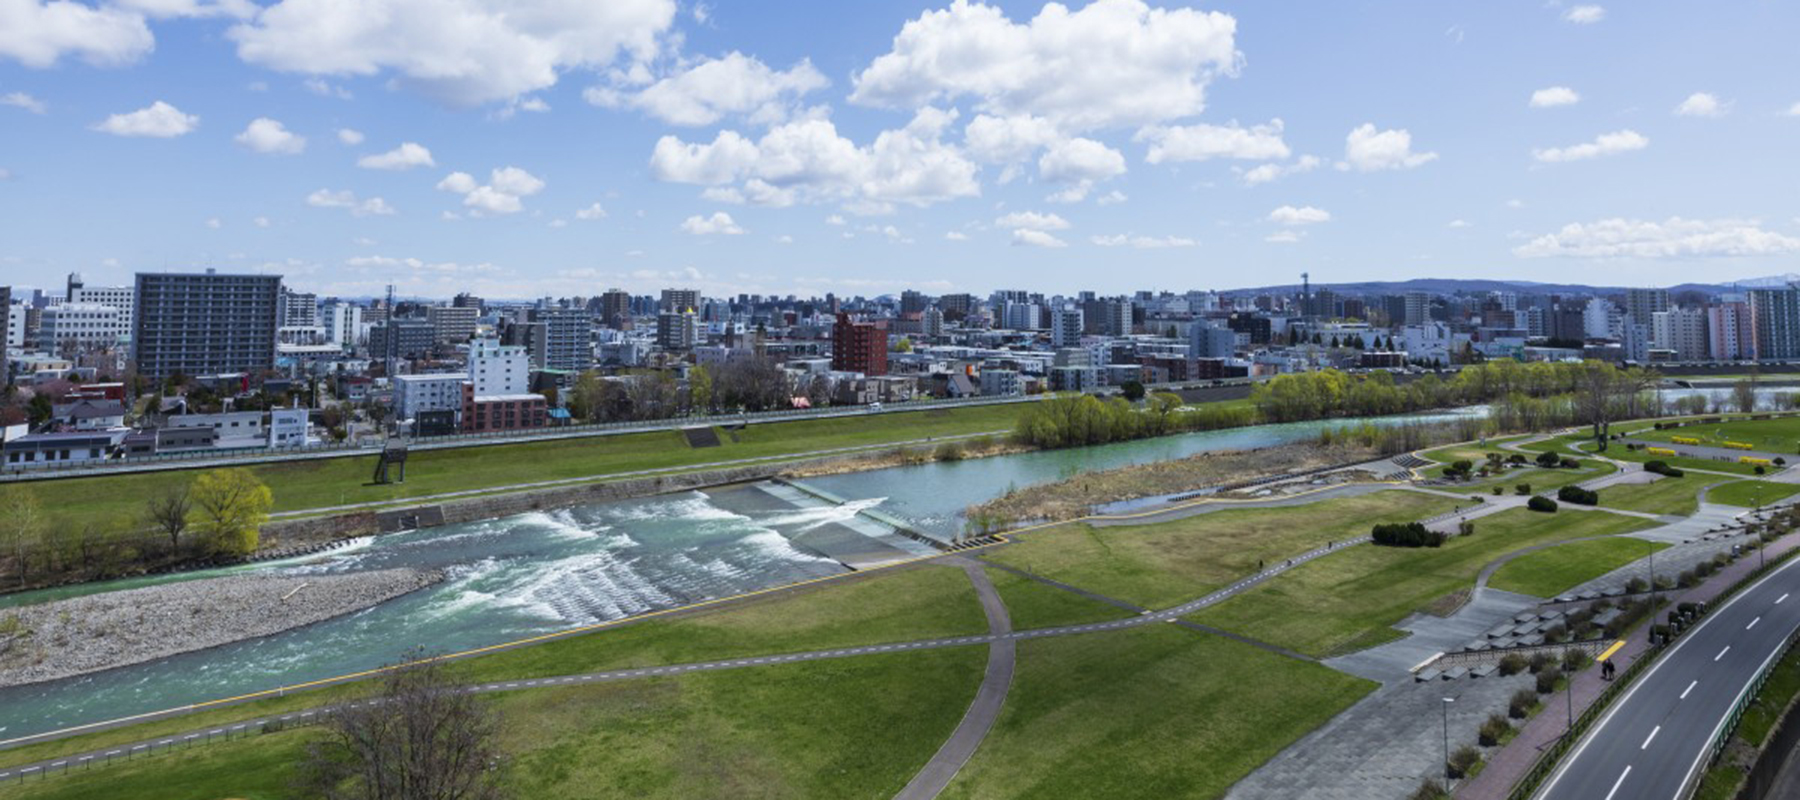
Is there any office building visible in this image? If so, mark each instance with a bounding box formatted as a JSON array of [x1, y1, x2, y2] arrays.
[[1191, 324, 1237, 359], [41, 303, 127, 349], [395, 373, 467, 422], [133, 270, 281, 380], [831, 313, 888, 375], [368, 319, 436, 360], [323, 302, 363, 349], [468, 337, 529, 395], [0, 286, 11, 355], [65, 273, 135, 332], [1403, 292, 1432, 326]]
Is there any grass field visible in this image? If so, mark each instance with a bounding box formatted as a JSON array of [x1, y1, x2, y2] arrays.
[[1632, 416, 1800, 453], [985, 490, 1463, 610], [0, 647, 988, 800], [1707, 480, 1800, 509], [14, 403, 1026, 532], [1488, 538, 1672, 598], [982, 566, 1136, 630], [1417, 441, 1615, 491], [1188, 507, 1659, 657], [1596, 475, 1703, 516], [1573, 438, 1765, 476], [938, 625, 1373, 800]]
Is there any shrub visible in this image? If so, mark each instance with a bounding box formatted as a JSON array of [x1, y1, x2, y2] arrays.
[[1516, 483, 1532, 495], [1372, 522, 1448, 548], [1561, 648, 1590, 671], [1558, 485, 1599, 506], [1678, 569, 1697, 588], [1409, 779, 1449, 800], [1498, 653, 1528, 676], [1448, 744, 1481, 778], [1528, 653, 1551, 673], [1479, 714, 1512, 747], [1528, 496, 1559, 513], [1778, 457, 1789, 467], [933, 441, 967, 461], [1544, 623, 1568, 643], [1645, 460, 1685, 477], [1536, 451, 1561, 468], [1493, 486, 1504, 496], [1626, 576, 1649, 593], [1508, 454, 1526, 464], [1757, 466, 1768, 475], [1509, 688, 1538, 719], [1536, 666, 1562, 694], [1459, 520, 1477, 537], [1560, 457, 1581, 469]]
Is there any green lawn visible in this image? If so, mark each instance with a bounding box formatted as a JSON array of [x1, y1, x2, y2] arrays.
[[1632, 415, 1800, 453], [1188, 507, 1659, 657], [1417, 440, 1615, 491], [1577, 439, 1764, 475], [1596, 475, 1703, 516], [1488, 538, 1672, 598], [939, 625, 1373, 800], [1707, 480, 1800, 509], [0, 647, 988, 800], [987, 490, 1463, 610], [983, 566, 1137, 630], [13, 403, 1025, 532]]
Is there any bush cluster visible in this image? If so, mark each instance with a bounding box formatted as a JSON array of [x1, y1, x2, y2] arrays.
[[1557, 485, 1599, 506], [1372, 521, 1448, 548], [1528, 496, 1559, 513], [1644, 460, 1685, 478]]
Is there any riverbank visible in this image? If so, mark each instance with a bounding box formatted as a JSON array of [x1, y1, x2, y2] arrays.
[[0, 568, 443, 689]]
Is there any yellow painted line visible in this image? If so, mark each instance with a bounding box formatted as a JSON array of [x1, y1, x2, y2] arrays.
[[1596, 640, 1627, 661]]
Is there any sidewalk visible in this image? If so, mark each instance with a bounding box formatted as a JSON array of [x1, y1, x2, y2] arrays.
[[1456, 525, 1800, 800]]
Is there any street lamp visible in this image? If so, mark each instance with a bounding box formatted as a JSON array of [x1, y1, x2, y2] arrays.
[[1566, 668, 1575, 731], [1442, 697, 1456, 788]]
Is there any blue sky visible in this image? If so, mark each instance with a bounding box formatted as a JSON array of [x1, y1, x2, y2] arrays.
[[2, 0, 1798, 300]]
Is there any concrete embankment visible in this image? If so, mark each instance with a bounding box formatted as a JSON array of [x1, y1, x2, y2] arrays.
[[0, 568, 442, 689]]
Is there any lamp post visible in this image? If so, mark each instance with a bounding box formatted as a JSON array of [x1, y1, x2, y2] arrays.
[[1442, 697, 1456, 789], [1566, 668, 1575, 731]]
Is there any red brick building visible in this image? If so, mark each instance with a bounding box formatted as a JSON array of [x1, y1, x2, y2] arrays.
[[461, 383, 548, 433], [831, 312, 888, 376]]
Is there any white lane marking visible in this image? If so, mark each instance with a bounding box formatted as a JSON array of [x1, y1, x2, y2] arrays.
[[1749, 617, 1761, 630], [1779, 593, 1790, 604], [1716, 646, 1732, 662], [1604, 765, 1632, 800], [1641, 726, 1660, 750], [1681, 680, 1697, 700]]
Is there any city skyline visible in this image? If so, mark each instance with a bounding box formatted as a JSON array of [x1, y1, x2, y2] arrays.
[[3, 0, 1799, 299]]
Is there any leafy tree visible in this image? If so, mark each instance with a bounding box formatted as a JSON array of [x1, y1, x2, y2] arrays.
[[0, 486, 44, 587], [1119, 380, 1146, 402], [686, 364, 714, 416], [191, 468, 273, 556], [895, 336, 913, 353]]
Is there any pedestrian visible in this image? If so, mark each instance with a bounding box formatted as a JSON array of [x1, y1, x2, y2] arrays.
[[1258, 559, 1264, 571]]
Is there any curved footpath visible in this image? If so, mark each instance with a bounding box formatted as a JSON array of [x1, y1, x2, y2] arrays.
[[895, 559, 1015, 800]]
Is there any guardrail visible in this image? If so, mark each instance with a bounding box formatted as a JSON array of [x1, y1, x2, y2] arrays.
[[1684, 631, 1800, 799]]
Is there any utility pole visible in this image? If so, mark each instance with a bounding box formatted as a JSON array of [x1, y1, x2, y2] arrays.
[[1442, 697, 1455, 789]]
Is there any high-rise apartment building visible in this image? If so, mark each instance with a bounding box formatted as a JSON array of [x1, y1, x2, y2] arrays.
[[656, 310, 698, 350], [1625, 288, 1670, 329], [1403, 292, 1432, 326], [1749, 287, 1800, 361], [279, 288, 319, 328], [427, 305, 479, 345], [323, 302, 363, 349], [660, 288, 699, 313], [1651, 308, 1709, 361], [831, 313, 887, 376], [1709, 301, 1752, 361], [133, 270, 281, 379], [599, 288, 632, 329], [65, 273, 135, 332], [1050, 306, 1084, 348], [468, 337, 528, 395], [533, 307, 593, 371], [41, 304, 127, 349]]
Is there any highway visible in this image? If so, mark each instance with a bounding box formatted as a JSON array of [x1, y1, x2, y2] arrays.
[[1536, 552, 1800, 800]]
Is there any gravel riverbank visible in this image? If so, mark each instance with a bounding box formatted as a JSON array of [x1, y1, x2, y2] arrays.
[[0, 568, 443, 689]]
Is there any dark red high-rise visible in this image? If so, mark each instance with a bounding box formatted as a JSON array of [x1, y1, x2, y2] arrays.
[[832, 312, 888, 376]]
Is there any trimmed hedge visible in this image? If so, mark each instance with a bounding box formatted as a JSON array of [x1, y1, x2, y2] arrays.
[[1528, 496, 1559, 513], [1558, 485, 1599, 506], [1372, 521, 1448, 548]]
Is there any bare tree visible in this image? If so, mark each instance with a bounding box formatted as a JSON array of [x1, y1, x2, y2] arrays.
[[1733, 377, 1759, 414], [298, 650, 507, 800], [146, 484, 193, 553], [0, 486, 43, 588]]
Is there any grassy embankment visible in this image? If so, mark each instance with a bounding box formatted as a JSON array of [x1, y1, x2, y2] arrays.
[[1488, 538, 1673, 598], [1631, 415, 1800, 453], [1596, 475, 1703, 517], [1188, 507, 1659, 657], [1415, 440, 1616, 493], [1709, 480, 1800, 509]]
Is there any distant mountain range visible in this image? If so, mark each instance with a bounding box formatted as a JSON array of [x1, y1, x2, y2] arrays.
[[1223, 276, 1790, 297]]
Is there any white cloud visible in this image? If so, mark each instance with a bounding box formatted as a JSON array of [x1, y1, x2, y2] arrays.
[[1532, 129, 1648, 162], [113, 0, 257, 20], [491, 95, 551, 120], [1096, 190, 1128, 205], [1239, 155, 1321, 186], [234, 117, 306, 154], [302, 77, 352, 99], [1448, 219, 1471, 229], [0, 0, 154, 68], [204, 217, 222, 229], [774, 234, 793, 244], [1563, 5, 1605, 23], [851, 0, 1238, 132], [1138, 119, 1289, 163], [1338, 124, 1436, 171], [1506, 199, 1526, 209], [254, 216, 271, 228], [0, 168, 10, 181], [945, 231, 969, 241], [1787, 102, 1800, 117], [1514, 217, 1800, 258], [995, 211, 1070, 231], [92, 100, 198, 137], [649, 108, 979, 209], [306, 188, 396, 216], [1529, 86, 1580, 108], [1038, 137, 1125, 184], [681, 211, 745, 235], [1091, 233, 1196, 248], [434, 166, 544, 215], [336, 128, 364, 145], [228, 0, 679, 106], [589, 51, 826, 126], [575, 202, 608, 220], [1, 91, 46, 114], [963, 114, 1059, 163], [1675, 92, 1728, 118], [825, 214, 846, 226], [1268, 205, 1330, 225], [358, 142, 435, 170], [1011, 228, 1067, 248], [1264, 230, 1302, 243]]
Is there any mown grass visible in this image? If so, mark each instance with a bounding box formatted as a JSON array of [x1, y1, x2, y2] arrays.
[[939, 625, 1373, 800], [0, 647, 988, 800], [1576, 438, 1764, 475], [982, 566, 1137, 630], [1596, 475, 1703, 516], [1188, 507, 1659, 657], [1708, 480, 1800, 509], [1632, 416, 1800, 453], [986, 490, 1463, 610], [1488, 538, 1672, 598]]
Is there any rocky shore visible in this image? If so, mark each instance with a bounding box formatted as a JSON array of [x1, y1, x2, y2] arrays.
[[0, 568, 443, 689]]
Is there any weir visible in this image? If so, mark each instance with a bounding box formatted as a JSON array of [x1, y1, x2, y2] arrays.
[[771, 478, 955, 549]]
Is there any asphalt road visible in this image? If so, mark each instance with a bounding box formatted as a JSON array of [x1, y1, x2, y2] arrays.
[[1536, 551, 1800, 800]]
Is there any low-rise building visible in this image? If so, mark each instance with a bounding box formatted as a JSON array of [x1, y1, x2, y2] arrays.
[[3, 431, 123, 467]]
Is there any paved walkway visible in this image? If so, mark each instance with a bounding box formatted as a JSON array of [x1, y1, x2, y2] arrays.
[[895, 559, 1015, 800]]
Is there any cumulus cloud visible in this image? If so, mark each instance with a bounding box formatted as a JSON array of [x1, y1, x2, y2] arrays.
[[0, 0, 154, 68], [1091, 233, 1196, 248], [227, 0, 679, 105], [1, 91, 46, 114], [1264, 230, 1302, 244], [1268, 205, 1330, 225], [358, 142, 435, 170], [1038, 136, 1125, 183], [850, 0, 1239, 132], [204, 216, 222, 229], [963, 114, 1059, 163], [1675, 92, 1728, 117], [1530, 86, 1580, 108], [1513, 217, 1800, 258], [1338, 124, 1436, 171], [1138, 119, 1289, 163], [649, 108, 979, 210], [1239, 155, 1321, 186], [945, 230, 969, 241], [995, 211, 1070, 231], [234, 117, 305, 154], [588, 51, 826, 126], [1563, 5, 1605, 23], [306, 188, 395, 216], [1448, 219, 1471, 229], [1532, 129, 1648, 162], [681, 211, 745, 235], [92, 100, 198, 137], [1011, 228, 1067, 248], [435, 166, 544, 215], [336, 128, 364, 145], [254, 216, 271, 227], [575, 202, 608, 220]]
